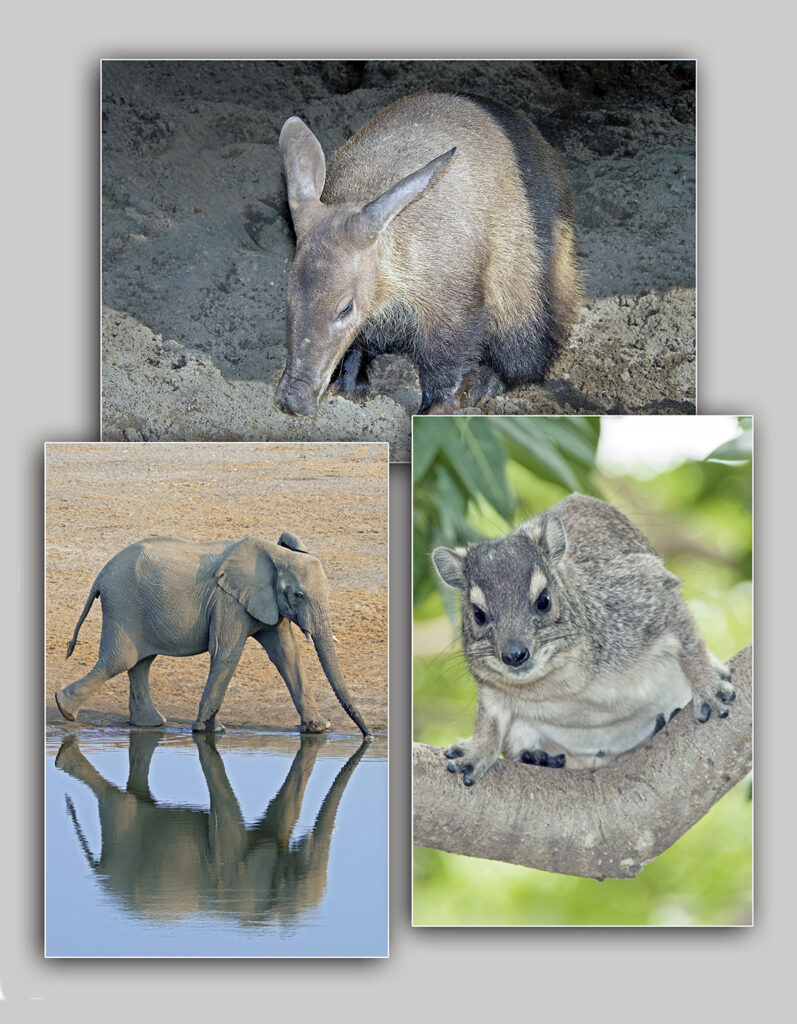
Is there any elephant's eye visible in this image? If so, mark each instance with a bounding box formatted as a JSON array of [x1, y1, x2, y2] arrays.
[[294, 591, 305, 603]]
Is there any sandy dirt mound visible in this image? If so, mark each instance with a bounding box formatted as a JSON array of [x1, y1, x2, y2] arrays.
[[101, 60, 696, 460], [45, 443, 388, 735]]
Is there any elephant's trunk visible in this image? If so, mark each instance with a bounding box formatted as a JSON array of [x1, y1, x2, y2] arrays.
[[311, 622, 372, 740]]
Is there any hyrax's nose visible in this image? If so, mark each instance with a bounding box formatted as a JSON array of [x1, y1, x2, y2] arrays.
[[501, 642, 530, 667]]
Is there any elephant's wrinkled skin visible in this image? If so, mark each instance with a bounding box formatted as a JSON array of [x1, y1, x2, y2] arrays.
[[54, 532, 371, 737], [55, 732, 368, 924]]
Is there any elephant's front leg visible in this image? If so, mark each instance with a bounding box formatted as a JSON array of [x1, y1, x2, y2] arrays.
[[193, 624, 248, 734], [253, 621, 330, 734], [253, 735, 323, 845]]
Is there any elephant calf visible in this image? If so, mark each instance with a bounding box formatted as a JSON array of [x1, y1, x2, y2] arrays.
[[54, 533, 372, 738]]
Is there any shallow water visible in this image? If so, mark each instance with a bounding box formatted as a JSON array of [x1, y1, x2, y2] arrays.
[[45, 729, 387, 957]]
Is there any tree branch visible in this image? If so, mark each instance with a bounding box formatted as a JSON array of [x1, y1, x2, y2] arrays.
[[413, 645, 752, 879]]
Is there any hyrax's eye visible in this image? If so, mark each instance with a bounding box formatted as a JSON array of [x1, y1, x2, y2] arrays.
[[535, 590, 551, 613], [336, 298, 354, 321], [472, 604, 487, 626]]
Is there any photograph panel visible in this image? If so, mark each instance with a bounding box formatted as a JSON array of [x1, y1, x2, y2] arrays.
[[102, 60, 695, 462], [412, 415, 751, 926], [45, 441, 388, 956]]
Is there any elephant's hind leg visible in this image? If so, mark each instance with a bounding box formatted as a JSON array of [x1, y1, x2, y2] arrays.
[[56, 634, 140, 722], [128, 656, 166, 727], [55, 662, 119, 721]]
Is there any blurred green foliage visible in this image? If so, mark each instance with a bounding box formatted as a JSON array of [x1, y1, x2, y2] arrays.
[[412, 416, 752, 926]]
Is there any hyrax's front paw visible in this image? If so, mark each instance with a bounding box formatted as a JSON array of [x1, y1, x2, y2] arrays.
[[693, 662, 736, 723], [444, 740, 498, 787]]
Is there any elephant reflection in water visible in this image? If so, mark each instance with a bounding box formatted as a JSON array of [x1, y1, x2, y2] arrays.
[[55, 732, 368, 925]]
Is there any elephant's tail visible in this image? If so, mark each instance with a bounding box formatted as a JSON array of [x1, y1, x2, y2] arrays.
[[66, 583, 100, 659]]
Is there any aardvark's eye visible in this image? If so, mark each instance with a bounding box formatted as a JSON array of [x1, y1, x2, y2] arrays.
[[336, 299, 354, 321]]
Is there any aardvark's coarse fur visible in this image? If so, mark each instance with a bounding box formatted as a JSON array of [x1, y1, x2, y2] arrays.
[[276, 92, 581, 416]]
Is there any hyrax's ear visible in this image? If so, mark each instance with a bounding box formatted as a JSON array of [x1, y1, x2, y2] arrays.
[[432, 546, 467, 590], [543, 515, 567, 563], [214, 538, 279, 625], [277, 531, 309, 554]]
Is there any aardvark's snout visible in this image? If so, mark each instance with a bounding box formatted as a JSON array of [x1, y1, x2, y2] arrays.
[[274, 374, 321, 416]]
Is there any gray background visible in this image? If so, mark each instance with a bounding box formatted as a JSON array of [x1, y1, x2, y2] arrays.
[[3, 0, 793, 1016]]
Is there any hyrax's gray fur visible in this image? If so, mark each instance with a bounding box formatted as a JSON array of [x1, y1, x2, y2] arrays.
[[432, 494, 735, 785]]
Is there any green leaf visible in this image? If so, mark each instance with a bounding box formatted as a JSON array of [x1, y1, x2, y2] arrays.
[[440, 420, 514, 521], [493, 419, 583, 492], [521, 417, 600, 468], [412, 420, 442, 483]]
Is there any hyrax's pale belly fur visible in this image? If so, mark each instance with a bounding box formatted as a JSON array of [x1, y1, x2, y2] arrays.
[[498, 636, 696, 769]]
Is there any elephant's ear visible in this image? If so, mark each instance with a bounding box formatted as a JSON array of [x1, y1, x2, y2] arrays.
[[277, 531, 308, 553], [214, 538, 279, 625]]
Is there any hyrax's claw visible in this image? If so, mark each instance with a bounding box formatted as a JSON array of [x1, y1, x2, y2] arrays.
[[443, 740, 496, 786], [694, 673, 736, 726]]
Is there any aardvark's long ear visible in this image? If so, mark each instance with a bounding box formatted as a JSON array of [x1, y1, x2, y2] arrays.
[[352, 147, 456, 242], [280, 116, 326, 236], [214, 538, 279, 626]]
